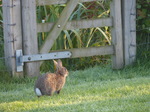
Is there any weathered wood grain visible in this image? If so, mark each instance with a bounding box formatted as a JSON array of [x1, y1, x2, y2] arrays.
[[37, 18, 113, 32], [3, 0, 23, 77], [122, 0, 136, 65], [36, 0, 104, 6], [21, 0, 40, 77], [69, 45, 114, 58], [110, 0, 124, 69], [47, 45, 114, 59]]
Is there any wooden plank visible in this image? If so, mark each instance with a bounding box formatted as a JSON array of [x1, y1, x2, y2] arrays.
[[12, 0, 23, 77], [21, 0, 40, 77], [2, 0, 23, 77], [37, 18, 113, 32], [36, 0, 104, 6], [47, 45, 114, 59], [110, 0, 124, 69], [69, 45, 114, 58], [3, 0, 14, 75], [40, 0, 79, 54], [122, 0, 136, 65]]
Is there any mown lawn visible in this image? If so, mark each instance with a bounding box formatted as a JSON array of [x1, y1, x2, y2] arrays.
[[0, 62, 150, 112]]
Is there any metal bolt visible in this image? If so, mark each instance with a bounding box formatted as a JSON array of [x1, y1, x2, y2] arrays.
[[130, 13, 136, 16], [58, 25, 61, 28], [28, 57, 31, 60], [130, 30, 136, 32], [42, 20, 45, 23]]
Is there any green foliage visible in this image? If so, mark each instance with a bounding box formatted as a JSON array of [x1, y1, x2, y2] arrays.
[[0, 2, 4, 57], [137, 0, 150, 31], [136, 0, 150, 59], [0, 3, 5, 70]]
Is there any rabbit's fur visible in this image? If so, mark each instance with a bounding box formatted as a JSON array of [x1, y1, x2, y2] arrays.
[[34, 59, 69, 97]]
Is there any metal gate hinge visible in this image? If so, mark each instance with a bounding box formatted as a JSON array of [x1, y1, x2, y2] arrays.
[[16, 50, 72, 72]]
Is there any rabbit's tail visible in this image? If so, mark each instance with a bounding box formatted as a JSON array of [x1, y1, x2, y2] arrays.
[[35, 88, 42, 97]]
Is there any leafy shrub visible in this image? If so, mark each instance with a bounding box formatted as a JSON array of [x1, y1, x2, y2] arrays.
[[0, 2, 4, 58], [136, 0, 150, 59]]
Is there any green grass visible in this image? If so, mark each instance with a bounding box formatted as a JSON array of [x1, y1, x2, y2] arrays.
[[0, 62, 150, 112]]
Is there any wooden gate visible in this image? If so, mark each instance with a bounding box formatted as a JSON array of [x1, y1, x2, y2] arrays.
[[3, 0, 136, 77]]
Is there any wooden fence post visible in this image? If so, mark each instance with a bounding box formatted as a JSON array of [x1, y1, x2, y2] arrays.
[[122, 0, 136, 65], [21, 0, 40, 77], [110, 0, 124, 69], [3, 0, 23, 77]]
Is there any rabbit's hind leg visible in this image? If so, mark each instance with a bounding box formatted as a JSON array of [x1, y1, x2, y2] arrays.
[[47, 88, 55, 96], [56, 90, 61, 94]]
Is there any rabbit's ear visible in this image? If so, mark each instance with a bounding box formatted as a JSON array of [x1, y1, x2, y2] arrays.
[[57, 59, 62, 67], [53, 60, 58, 70]]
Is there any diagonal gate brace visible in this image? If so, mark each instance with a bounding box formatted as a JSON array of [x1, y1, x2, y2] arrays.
[[40, 0, 79, 54], [16, 50, 72, 72]]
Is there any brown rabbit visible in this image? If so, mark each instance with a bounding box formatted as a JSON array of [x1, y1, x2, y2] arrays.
[[34, 59, 69, 97]]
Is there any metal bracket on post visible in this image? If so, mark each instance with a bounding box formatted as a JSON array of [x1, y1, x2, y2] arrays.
[[16, 50, 72, 72], [16, 50, 24, 72]]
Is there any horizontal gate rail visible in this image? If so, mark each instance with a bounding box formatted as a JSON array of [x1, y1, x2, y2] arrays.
[[36, 0, 106, 6], [16, 45, 114, 72], [37, 17, 112, 33], [67, 45, 114, 58]]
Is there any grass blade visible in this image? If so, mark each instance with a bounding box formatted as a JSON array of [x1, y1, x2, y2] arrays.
[[63, 30, 73, 49], [96, 27, 111, 45]]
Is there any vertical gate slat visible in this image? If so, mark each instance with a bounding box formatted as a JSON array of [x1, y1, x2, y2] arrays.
[[110, 0, 124, 69], [21, 0, 40, 77], [3, 0, 23, 77], [122, 0, 136, 65]]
